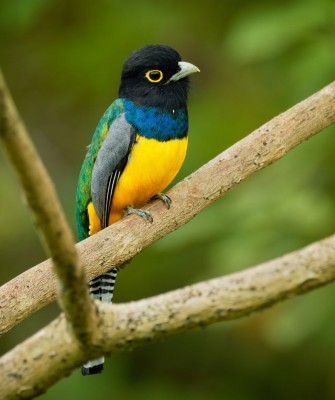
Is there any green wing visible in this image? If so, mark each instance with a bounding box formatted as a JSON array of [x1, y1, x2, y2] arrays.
[[75, 99, 124, 241]]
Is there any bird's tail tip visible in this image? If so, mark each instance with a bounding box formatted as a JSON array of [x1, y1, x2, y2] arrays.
[[81, 357, 104, 376]]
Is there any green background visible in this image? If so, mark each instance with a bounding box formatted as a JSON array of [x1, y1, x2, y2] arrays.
[[1, 0, 335, 398]]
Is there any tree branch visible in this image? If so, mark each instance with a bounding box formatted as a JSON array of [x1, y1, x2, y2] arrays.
[[1, 233, 335, 399], [1, 80, 335, 336], [0, 70, 98, 345]]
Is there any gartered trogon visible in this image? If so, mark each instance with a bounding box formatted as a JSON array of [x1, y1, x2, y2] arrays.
[[76, 45, 199, 375]]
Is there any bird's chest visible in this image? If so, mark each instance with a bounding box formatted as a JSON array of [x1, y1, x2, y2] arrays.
[[111, 134, 188, 211]]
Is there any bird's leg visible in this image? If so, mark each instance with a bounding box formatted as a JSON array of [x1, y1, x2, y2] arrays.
[[125, 206, 153, 223], [151, 193, 172, 209]]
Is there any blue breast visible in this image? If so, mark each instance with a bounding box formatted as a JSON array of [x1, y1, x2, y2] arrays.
[[122, 99, 188, 141]]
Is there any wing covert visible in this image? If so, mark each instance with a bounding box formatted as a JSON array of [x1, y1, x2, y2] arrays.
[[91, 113, 135, 225]]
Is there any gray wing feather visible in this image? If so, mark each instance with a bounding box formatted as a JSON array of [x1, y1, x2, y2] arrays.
[[91, 113, 135, 221]]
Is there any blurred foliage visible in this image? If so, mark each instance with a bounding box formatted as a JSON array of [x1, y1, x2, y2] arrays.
[[1, 0, 335, 398]]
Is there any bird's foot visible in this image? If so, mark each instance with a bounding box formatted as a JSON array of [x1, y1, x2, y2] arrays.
[[125, 206, 153, 223], [151, 193, 172, 209]]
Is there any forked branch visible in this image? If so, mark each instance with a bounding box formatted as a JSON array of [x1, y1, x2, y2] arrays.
[[1, 80, 335, 335], [0, 73, 335, 399], [1, 233, 335, 398]]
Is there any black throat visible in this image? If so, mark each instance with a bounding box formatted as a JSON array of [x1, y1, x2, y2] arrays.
[[118, 78, 189, 113]]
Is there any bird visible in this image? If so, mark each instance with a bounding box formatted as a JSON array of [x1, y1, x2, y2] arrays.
[[75, 44, 199, 375]]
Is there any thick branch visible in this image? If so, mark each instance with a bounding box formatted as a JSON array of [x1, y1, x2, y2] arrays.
[[1, 81, 335, 336], [0, 70, 98, 344], [1, 233, 335, 399]]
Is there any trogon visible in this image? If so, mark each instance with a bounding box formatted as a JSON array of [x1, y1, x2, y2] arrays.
[[76, 45, 199, 375]]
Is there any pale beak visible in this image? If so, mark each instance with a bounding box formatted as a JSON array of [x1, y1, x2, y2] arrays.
[[167, 61, 200, 83]]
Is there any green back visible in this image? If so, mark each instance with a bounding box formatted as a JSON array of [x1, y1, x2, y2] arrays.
[[75, 99, 124, 240]]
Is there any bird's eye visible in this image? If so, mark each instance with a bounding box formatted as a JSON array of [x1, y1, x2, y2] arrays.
[[145, 70, 163, 83]]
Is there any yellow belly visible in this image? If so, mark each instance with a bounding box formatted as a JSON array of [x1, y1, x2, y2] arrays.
[[88, 135, 188, 234]]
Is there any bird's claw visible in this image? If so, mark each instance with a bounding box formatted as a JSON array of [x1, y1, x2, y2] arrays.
[[125, 206, 153, 223], [151, 193, 172, 209]]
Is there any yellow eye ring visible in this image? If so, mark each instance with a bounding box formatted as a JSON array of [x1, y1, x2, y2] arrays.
[[145, 70, 163, 83]]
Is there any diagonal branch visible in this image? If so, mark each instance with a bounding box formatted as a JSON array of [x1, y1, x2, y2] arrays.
[[0, 70, 98, 345], [1, 80, 335, 336], [1, 233, 335, 399]]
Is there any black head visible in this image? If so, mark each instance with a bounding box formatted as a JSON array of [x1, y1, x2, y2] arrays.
[[118, 45, 199, 111]]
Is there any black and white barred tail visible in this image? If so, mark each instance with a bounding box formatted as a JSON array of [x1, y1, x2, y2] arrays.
[[81, 268, 118, 376], [89, 268, 118, 303]]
